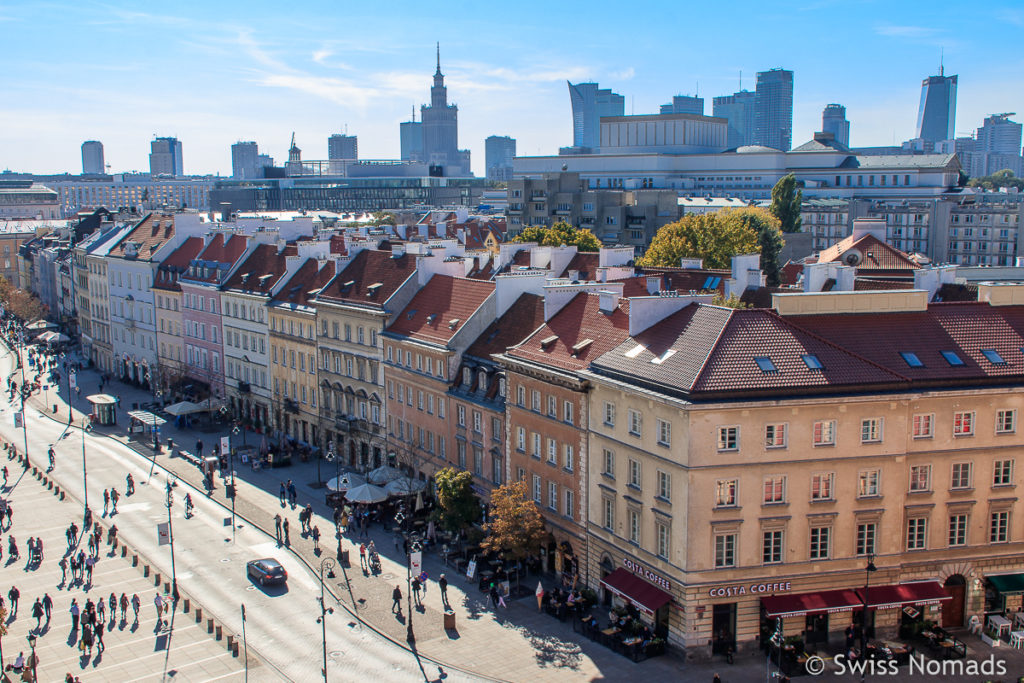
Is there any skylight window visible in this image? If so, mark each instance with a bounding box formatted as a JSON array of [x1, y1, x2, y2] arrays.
[[754, 356, 777, 373], [940, 350, 965, 367], [802, 354, 823, 370], [982, 349, 1006, 365], [900, 351, 924, 368]]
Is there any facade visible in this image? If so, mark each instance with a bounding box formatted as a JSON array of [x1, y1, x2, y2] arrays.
[[81, 141, 105, 175], [400, 118, 424, 162], [972, 114, 1024, 177], [0, 221, 43, 287], [420, 46, 468, 175], [713, 90, 756, 150], [485, 136, 516, 183], [598, 114, 727, 155], [565, 81, 625, 153], [232, 142, 260, 180], [917, 71, 958, 144], [153, 237, 204, 398], [754, 68, 794, 151], [327, 135, 358, 161], [81, 223, 131, 372], [660, 95, 704, 116], [150, 137, 184, 177], [821, 104, 850, 148], [46, 176, 213, 217], [0, 181, 60, 219]]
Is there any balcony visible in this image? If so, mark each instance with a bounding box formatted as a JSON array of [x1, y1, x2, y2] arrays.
[[283, 398, 299, 414], [237, 380, 251, 394], [334, 413, 350, 431]]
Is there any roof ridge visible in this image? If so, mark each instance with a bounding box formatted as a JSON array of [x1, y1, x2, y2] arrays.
[[689, 305, 734, 389]]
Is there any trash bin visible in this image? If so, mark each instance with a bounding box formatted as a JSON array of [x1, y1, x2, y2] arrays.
[[444, 610, 456, 630]]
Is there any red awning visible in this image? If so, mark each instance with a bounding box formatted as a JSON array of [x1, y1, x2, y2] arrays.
[[858, 581, 951, 610], [600, 568, 672, 615], [761, 589, 862, 619]]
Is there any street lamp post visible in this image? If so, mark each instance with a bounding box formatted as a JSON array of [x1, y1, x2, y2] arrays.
[[165, 480, 179, 601], [317, 558, 336, 682], [80, 415, 91, 517], [325, 441, 339, 490], [26, 633, 36, 683], [16, 330, 29, 473], [240, 603, 249, 682], [406, 537, 421, 645], [860, 553, 877, 682]]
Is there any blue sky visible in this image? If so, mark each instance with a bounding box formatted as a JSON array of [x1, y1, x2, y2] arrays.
[[2, 0, 1023, 176]]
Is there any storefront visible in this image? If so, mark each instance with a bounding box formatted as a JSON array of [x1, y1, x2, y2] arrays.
[[984, 573, 1024, 616], [761, 588, 863, 647], [600, 563, 672, 638]]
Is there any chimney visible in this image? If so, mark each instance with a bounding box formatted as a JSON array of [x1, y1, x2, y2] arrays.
[[392, 243, 406, 258], [646, 275, 662, 294], [598, 290, 618, 313]]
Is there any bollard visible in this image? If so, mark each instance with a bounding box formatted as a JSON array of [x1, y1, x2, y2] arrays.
[[164, 582, 170, 594], [59, 491, 65, 501], [132, 554, 139, 567], [207, 618, 214, 634], [153, 572, 161, 586], [46, 480, 52, 490], [121, 545, 127, 558], [232, 640, 239, 657], [143, 564, 150, 577], [183, 598, 190, 613], [227, 634, 234, 651], [215, 624, 222, 640], [195, 607, 203, 623]]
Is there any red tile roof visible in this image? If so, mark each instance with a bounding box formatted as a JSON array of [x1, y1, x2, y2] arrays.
[[186, 234, 249, 283], [386, 275, 494, 344], [508, 292, 631, 371], [816, 233, 920, 273], [222, 243, 297, 294], [559, 252, 600, 279], [111, 212, 175, 260], [466, 293, 546, 359], [154, 236, 204, 292], [316, 249, 416, 307], [272, 258, 337, 308]]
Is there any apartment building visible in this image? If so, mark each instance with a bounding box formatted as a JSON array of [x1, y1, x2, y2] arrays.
[[153, 237, 204, 397]]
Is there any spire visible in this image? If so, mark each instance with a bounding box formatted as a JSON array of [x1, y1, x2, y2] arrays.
[[290, 131, 296, 150], [435, 42, 441, 75]]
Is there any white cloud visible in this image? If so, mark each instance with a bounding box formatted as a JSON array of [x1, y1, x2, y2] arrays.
[[608, 67, 636, 81], [874, 24, 939, 39]]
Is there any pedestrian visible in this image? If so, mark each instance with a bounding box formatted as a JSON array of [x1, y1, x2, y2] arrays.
[[69, 599, 80, 631], [1, 466, 7, 487], [287, 480, 297, 507], [70, 522, 78, 545], [35, 537, 42, 562], [87, 533, 95, 556], [411, 576, 422, 606], [283, 518, 290, 546], [312, 525, 320, 553], [96, 596, 105, 624], [712, 675, 721, 683], [95, 621, 104, 652], [195, 439, 203, 458], [31, 598, 42, 630], [81, 623, 93, 655], [8, 585, 19, 615], [102, 489, 109, 515], [359, 543, 367, 570], [154, 593, 164, 627], [131, 594, 140, 621], [110, 488, 119, 513], [83, 507, 91, 529], [278, 482, 286, 505], [439, 574, 449, 606], [119, 594, 128, 622], [25, 538, 34, 565], [84, 599, 95, 627], [109, 525, 118, 550], [418, 571, 428, 595], [274, 514, 282, 545], [126, 473, 134, 496], [9, 535, 18, 559], [392, 585, 402, 613], [42, 593, 52, 621], [65, 526, 73, 548], [5, 505, 10, 528], [85, 556, 95, 583]]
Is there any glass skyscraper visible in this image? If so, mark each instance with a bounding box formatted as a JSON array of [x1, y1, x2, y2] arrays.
[[916, 70, 957, 143], [753, 69, 794, 151], [821, 104, 850, 147], [567, 81, 625, 151]]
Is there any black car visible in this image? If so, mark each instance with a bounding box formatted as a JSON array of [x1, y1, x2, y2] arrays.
[[247, 558, 287, 586]]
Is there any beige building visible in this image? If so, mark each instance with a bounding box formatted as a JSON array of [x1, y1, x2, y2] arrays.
[[153, 237, 203, 397]]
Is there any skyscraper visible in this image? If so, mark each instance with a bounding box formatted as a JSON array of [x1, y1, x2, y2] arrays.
[[400, 112, 424, 162], [327, 134, 358, 160], [821, 104, 850, 147], [420, 44, 467, 174], [566, 81, 625, 151], [754, 69, 794, 151], [713, 91, 756, 149], [660, 95, 704, 116], [973, 113, 1023, 176], [231, 141, 259, 179], [485, 135, 516, 182], [149, 137, 183, 176], [81, 141, 105, 175], [916, 69, 957, 143]]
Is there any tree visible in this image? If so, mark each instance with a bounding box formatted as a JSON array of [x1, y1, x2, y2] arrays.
[[433, 467, 480, 533], [968, 169, 1024, 192], [638, 209, 761, 269], [729, 208, 785, 287], [711, 292, 751, 309], [770, 173, 803, 233], [512, 221, 601, 251], [0, 276, 46, 323], [481, 480, 548, 575], [369, 210, 397, 226]]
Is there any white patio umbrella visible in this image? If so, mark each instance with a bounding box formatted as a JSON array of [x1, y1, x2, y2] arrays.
[[26, 320, 56, 331], [44, 332, 70, 344], [344, 483, 388, 504], [385, 476, 426, 497], [164, 401, 203, 416], [367, 465, 402, 485], [326, 471, 367, 492]]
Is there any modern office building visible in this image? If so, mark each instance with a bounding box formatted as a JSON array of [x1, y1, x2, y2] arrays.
[[660, 95, 704, 116], [821, 104, 850, 147], [149, 137, 184, 177], [973, 114, 1024, 177], [231, 141, 260, 180], [0, 181, 61, 219], [419, 45, 468, 175], [327, 134, 359, 161], [46, 176, 213, 216], [400, 117, 424, 162], [713, 90, 757, 150], [916, 69, 958, 144], [565, 81, 625, 153], [81, 141, 105, 175], [485, 135, 516, 182], [754, 69, 794, 151]]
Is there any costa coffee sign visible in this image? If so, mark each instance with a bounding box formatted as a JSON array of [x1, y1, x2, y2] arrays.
[[708, 581, 792, 598], [623, 558, 671, 591]]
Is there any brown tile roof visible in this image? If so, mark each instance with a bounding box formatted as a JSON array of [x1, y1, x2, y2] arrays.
[[386, 275, 494, 344], [934, 282, 978, 302], [272, 258, 337, 308], [466, 293, 546, 359], [186, 234, 249, 283], [154, 236, 204, 292], [559, 252, 600, 279], [507, 292, 631, 371], [111, 212, 175, 260], [780, 261, 804, 286], [222, 243, 297, 294], [853, 278, 914, 291], [816, 233, 920, 273], [316, 249, 416, 307]]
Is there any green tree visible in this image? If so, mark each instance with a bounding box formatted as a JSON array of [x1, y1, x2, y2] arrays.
[[512, 221, 601, 251], [730, 208, 785, 287], [481, 480, 548, 586], [711, 292, 751, 309], [433, 467, 480, 533], [770, 173, 803, 233], [967, 169, 1024, 192], [637, 209, 761, 269], [369, 210, 397, 226]]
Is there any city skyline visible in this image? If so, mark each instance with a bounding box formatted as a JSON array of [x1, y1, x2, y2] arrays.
[[2, 0, 1023, 177]]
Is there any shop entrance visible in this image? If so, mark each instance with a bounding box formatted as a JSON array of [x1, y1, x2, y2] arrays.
[[712, 603, 736, 655], [942, 575, 966, 628], [805, 613, 829, 646]]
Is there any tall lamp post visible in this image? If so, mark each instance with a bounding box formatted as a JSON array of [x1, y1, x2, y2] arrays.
[[16, 329, 29, 473], [860, 553, 877, 683], [406, 538, 421, 645], [325, 441, 339, 490], [26, 633, 36, 683], [317, 558, 336, 682], [165, 480, 179, 601], [80, 415, 91, 517]]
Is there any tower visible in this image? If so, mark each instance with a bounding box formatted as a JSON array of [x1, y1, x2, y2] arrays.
[[231, 141, 259, 179], [566, 82, 625, 152], [420, 43, 462, 173], [149, 137, 183, 176], [81, 141, 105, 175], [821, 104, 850, 147], [916, 68, 958, 143], [753, 69, 794, 151], [713, 91, 756, 149], [285, 133, 303, 175]]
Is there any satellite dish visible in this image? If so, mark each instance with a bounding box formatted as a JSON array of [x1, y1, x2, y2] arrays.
[[843, 248, 863, 267]]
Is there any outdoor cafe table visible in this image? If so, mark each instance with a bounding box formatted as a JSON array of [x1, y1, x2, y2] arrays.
[[989, 614, 1012, 639]]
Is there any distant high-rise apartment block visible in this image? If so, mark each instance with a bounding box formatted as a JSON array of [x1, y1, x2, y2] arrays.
[[149, 137, 183, 176], [916, 69, 957, 143], [754, 68, 794, 151], [81, 141, 105, 175], [566, 81, 625, 152], [327, 134, 358, 160], [256, 154, 275, 172], [821, 104, 850, 147], [971, 113, 1024, 177], [713, 90, 756, 149], [231, 141, 260, 179], [660, 95, 704, 116], [400, 118, 424, 161], [485, 135, 516, 182]]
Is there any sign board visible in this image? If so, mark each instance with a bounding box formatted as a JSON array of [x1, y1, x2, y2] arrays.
[[220, 436, 231, 457], [410, 551, 422, 577], [13, 412, 22, 429], [157, 522, 170, 546], [69, 373, 77, 390], [466, 559, 477, 580]]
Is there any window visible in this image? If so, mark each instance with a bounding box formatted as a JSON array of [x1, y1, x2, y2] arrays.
[[982, 349, 1006, 365], [953, 411, 975, 436], [860, 418, 882, 443], [802, 354, 823, 370], [457, 405, 466, 427], [994, 459, 1014, 486], [628, 410, 642, 436], [906, 518, 928, 550], [809, 527, 831, 560], [900, 351, 924, 368], [764, 424, 787, 448], [531, 390, 541, 411], [564, 489, 573, 519], [657, 471, 671, 501], [912, 413, 933, 439], [997, 409, 1016, 434], [546, 438, 557, 464], [472, 410, 482, 433], [940, 350, 965, 367], [656, 523, 670, 559], [628, 459, 641, 488], [754, 356, 777, 373], [990, 511, 1009, 543], [657, 419, 671, 447], [473, 447, 483, 476], [813, 420, 836, 446], [516, 427, 525, 452], [909, 465, 931, 492], [715, 480, 737, 507], [628, 510, 640, 544], [858, 469, 880, 497], [811, 473, 834, 501], [563, 444, 573, 472], [718, 426, 738, 451], [457, 441, 466, 469], [563, 401, 573, 424], [532, 475, 541, 503], [763, 476, 785, 504], [531, 433, 541, 457], [547, 396, 556, 418], [763, 530, 783, 564], [492, 417, 501, 440], [603, 402, 615, 426], [516, 385, 525, 407], [603, 449, 615, 477], [951, 463, 972, 490], [714, 534, 736, 568], [548, 482, 557, 511], [856, 522, 877, 557], [948, 514, 968, 546], [602, 498, 614, 530]]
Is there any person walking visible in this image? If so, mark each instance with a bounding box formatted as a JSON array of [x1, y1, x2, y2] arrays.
[[359, 543, 367, 571], [274, 514, 282, 545], [31, 598, 43, 630], [65, 526, 73, 548], [392, 585, 403, 614], [2, 466, 7, 487], [95, 621, 105, 652], [8, 585, 19, 616], [153, 593, 164, 627], [110, 488, 119, 514], [81, 622, 93, 656], [411, 577, 422, 607], [119, 594, 128, 622], [195, 439, 203, 459], [287, 480, 297, 507], [85, 556, 95, 583], [9, 535, 18, 559], [5, 505, 11, 529], [102, 489, 109, 516], [283, 518, 290, 546], [312, 525, 320, 553], [42, 593, 52, 621], [69, 599, 80, 631], [96, 596, 105, 624], [131, 594, 140, 622], [439, 574, 449, 606], [35, 537, 42, 562], [125, 474, 134, 496], [278, 482, 286, 506], [70, 522, 78, 545]]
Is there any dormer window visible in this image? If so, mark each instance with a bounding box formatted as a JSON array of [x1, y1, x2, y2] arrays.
[[462, 367, 472, 386], [478, 372, 487, 392]]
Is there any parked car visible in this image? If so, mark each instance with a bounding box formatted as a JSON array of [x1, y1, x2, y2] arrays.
[[247, 558, 287, 586]]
